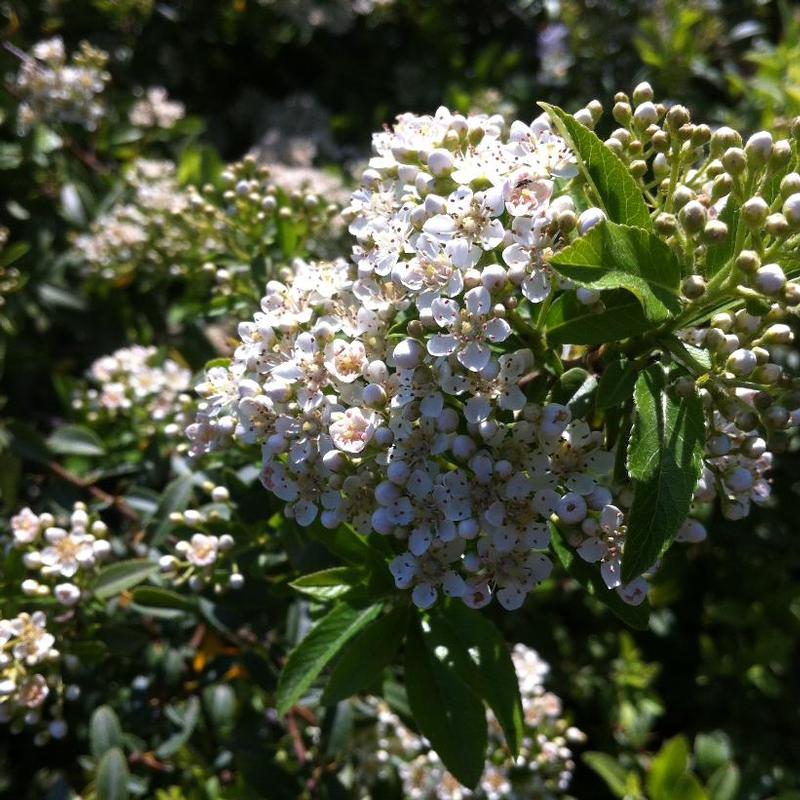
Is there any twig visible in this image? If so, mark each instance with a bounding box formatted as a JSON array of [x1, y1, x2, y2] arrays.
[[46, 460, 140, 522], [286, 709, 307, 764]]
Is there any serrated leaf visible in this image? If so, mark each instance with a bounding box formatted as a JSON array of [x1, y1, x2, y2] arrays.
[[596, 356, 637, 410], [92, 560, 158, 600], [404, 615, 488, 789], [47, 425, 106, 457], [95, 748, 129, 800], [622, 364, 705, 583], [550, 522, 650, 629], [428, 602, 524, 756], [582, 752, 631, 798], [276, 601, 383, 715], [290, 567, 363, 601], [545, 288, 658, 345], [541, 104, 652, 230], [549, 222, 681, 322], [322, 605, 407, 705], [90, 706, 123, 759]]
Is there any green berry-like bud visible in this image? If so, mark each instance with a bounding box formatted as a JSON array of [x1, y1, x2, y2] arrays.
[[655, 212, 677, 235], [710, 126, 742, 155], [741, 196, 769, 228], [679, 200, 706, 233], [735, 250, 760, 275], [651, 130, 669, 152], [765, 213, 789, 237], [666, 104, 690, 130], [632, 81, 654, 104], [587, 99, 603, 122], [781, 172, 800, 197], [682, 274, 706, 299], [703, 220, 728, 242], [612, 102, 632, 125], [722, 147, 747, 176], [771, 139, 792, 167]]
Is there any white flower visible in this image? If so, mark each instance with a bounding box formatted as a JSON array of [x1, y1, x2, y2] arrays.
[[329, 407, 377, 453], [428, 287, 511, 372], [184, 534, 219, 567], [11, 508, 41, 545]]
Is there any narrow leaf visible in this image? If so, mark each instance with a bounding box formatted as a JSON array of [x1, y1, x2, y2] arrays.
[[622, 365, 705, 582], [322, 605, 408, 705], [550, 522, 650, 629], [92, 560, 158, 600], [47, 425, 106, 457], [707, 763, 740, 800], [582, 752, 631, 799], [290, 567, 363, 602], [155, 697, 200, 758], [95, 748, 129, 800], [90, 706, 123, 759], [276, 601, 383, 715], [549, 222, 681, 322], [404, 615, 488, 788], [541, 104, 653, 230], [131, 586, 197, 617], [428, 602, 524, 756]]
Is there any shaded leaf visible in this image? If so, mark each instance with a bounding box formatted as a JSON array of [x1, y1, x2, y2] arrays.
[[290, 567, 363, 602], [622, 364, 705, 582], [92, 560, 158, 600], [90, 706, 123, 759], [596, 356, 638, 410], [404, 615, 487, 789], [276, 601, 383, 715], [95, 748, 129, 800], [47, 425, 105, 457]]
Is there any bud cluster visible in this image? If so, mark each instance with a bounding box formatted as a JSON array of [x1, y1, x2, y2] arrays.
[[157, 484, 243, 592]]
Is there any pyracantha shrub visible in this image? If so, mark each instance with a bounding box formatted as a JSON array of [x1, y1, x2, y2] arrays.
[[191, 85, 800, 622]]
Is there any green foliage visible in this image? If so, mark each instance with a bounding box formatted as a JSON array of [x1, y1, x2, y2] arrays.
[[622, 364, 705, 582]]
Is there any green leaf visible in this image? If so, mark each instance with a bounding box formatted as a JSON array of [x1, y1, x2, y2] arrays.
[[0, 241, 29, 269], [541, 104, 653, 230], [47, 425, 106, 457], [694, 731, 733, 775], [90, 706, 123, 759], [428, 602, 524, 756], [704, 200, 739, 278], [92, 560, 158, 600], [545, 288, 658, 345], [150, 475, 195, 546], [95, 748, 129, 800], [290, 567, 363, 601], [648, 736, 691, 800], [131, 586, 197, 618], [404, 615, 488, 789], [707, 764, 740, 800], [60, 183, 87, 226], [549, 367, 597, 417], [622, 364, 705, 583], [596, 356, 638, 410], [155, 697, 200, 758], [549, 222, 681, 322], [276, 601, 383, 715], [550, 522, 650, 629], [322, 605, 408, 705], [582, 752, 632, 799]]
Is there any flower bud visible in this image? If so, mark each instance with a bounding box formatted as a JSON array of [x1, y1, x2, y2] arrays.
[[682, 274, 706, 299], [735, 250, 760, 275], [633, 101, 658, 127], [672, 185, 693, 210], [755, 263, 786, 295], [679, 200, 706, 233], [727, 348, 757, 377], [703, 220, 728, 242], [771, 139, 792, 166], [666, 104, 690, 130], [574, 108, 593, 127], [711, 126, 742, 155], [765, 213, 789, 237], [781, 173, 800, 197], [722, 147, 747, 175], [782, 193, 800, 228], [392, 338, 424, 369], [577, 207, 606, 235], [612, 102, 632, 125], [745, 131, 773, 166], [632, 82, 654, 104], [741, 196, 768, 228], [427, 149, 454, 176]]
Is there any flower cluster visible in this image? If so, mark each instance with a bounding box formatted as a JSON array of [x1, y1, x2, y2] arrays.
[[0, 610, 67, 740], [192, 92, 800, 612], [73, 345, 193, 438], [73, 159, 195, 284], [157, 484, 244, 592], [8, 502, 112, 607], [12, 37, 110, 133], [350, 644, 583, 799], [129, 86, 185, 129]]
